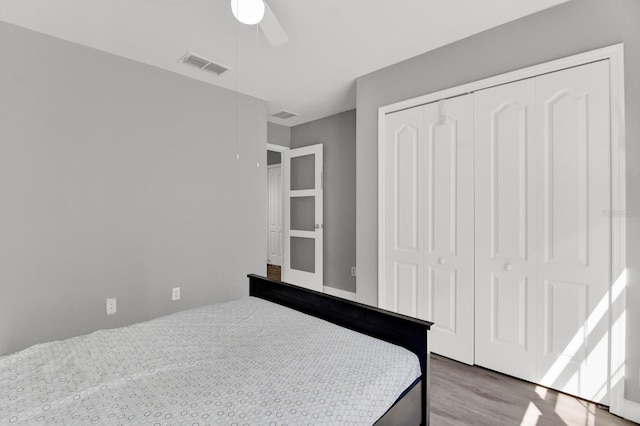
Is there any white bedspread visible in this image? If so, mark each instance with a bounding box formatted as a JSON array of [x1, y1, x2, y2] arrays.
[[0, 297, 420, 425]]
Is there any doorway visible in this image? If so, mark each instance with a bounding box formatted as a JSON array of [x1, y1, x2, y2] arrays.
[[267, 145, 286, 281]]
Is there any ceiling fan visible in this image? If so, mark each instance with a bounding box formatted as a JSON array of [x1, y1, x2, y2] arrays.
[[231, 0, 288, 46]]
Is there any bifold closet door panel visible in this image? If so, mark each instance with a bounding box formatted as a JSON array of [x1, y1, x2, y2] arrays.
[[381, 106, 426, 319], [475, 59, 612, 403], [474, 78, 538, 382], [422, 96, 474, 365], [534, 60, 611, 404], [380, 96, 474, 365]]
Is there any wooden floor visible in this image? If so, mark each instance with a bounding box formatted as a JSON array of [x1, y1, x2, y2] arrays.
[[267, 264, 281, 281], [430, 354, 635, 426]]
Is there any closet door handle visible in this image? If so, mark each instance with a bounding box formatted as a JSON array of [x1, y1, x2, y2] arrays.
[[505, 263, 513, 271], [438, 258, 446, 265]]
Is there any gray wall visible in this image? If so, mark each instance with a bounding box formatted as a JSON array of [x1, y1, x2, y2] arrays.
[[267, 122, 291, 148], [291, 110, 356, 292], [266, 122, 289, 164], [0, 22, 267, 356], [355, 0, 640, 402]]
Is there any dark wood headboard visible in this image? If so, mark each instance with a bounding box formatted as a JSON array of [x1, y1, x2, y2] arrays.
[[248, 274, 432, 425]]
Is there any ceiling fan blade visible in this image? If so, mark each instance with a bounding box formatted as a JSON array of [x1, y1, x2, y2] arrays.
[[259, 2, 288, 46]]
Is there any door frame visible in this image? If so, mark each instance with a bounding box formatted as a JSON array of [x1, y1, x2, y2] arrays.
[[267, 163, 283, 266], [267, 143, 288, 272], [378, 44, 631, 419]]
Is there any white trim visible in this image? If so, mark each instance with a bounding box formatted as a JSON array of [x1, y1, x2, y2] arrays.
[[266, 144, 287, 272], [377, 100, 385, 310], [610, 280, 640, 423], [290, 230, 315, 238], [267, 143, 289, 152], [379, 44, 625, 116], [267, 164, 283, 266], [378, 43, 629, 419], [284, 144, 318, 156], [615, 397, 640, 423], [323, 286, 356, 301], [290, 189, 316, 198], [608, 44, 631, 420]]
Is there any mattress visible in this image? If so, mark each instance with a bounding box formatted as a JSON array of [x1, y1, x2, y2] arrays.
[[0, 297, 420, 425]]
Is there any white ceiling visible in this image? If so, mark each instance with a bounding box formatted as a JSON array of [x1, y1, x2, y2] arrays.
[[0, 0, 568, 126]]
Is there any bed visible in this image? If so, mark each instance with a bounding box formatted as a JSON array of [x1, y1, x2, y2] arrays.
[[0, 274, 432, 425]]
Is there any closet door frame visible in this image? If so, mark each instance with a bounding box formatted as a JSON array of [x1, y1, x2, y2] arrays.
[[378, 43, 629, 418]]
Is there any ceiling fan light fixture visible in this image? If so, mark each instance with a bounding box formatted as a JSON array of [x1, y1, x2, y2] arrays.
[[231, 0, 265, 25]]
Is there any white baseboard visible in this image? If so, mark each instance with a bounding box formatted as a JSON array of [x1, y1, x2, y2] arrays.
[[614, 397, 640, 423], [323, 286, 356, 301]]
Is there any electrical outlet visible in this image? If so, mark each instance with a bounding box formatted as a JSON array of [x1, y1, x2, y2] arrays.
[[172, 287, 181, 301], [351, 266, 357, 277], [106, 298, 117, 315]]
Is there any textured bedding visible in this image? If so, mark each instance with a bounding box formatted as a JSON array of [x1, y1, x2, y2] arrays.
[[0, 297, 420, 425]]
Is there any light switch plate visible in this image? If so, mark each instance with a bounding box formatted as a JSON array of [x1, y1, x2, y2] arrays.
[[106, 298, 117, 315]]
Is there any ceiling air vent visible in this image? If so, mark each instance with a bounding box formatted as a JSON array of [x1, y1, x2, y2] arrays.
[[179, 53, 229, 76], [272, 111, 298, 120]]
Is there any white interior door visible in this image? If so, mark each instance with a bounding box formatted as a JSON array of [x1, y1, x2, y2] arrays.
[[380, 95, 474, 364], [267, 164, 283, 266], [283, 144, 323, 292], [474, 78, 538, 382], [534, 60, 611, 404]]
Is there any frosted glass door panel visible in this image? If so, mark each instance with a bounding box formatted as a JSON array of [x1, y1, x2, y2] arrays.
[[291, 197, 315, 231], [290, 155, 315, 190], [290, 237, 315, 273]]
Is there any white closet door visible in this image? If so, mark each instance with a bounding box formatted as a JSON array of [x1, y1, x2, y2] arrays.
[[535, 60, 611, 404], [423, 96, 474, 364], [474, 78, 538, 381], [268, 165, 283, 266], [380, 96, 474, 364], [380, 106, 425, 319], [475, 60, 611, 403]]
